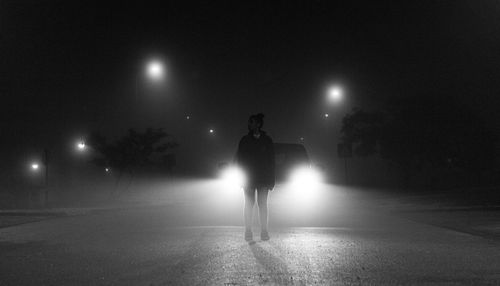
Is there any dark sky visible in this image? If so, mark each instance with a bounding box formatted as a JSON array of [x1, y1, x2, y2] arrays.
[[1, 1, 500, 173]]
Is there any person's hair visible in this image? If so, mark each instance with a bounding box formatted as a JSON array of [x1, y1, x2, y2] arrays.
[[249, 113, 265, 128]]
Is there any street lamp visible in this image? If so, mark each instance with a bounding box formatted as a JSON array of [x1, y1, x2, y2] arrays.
[[29, 149, 50, 206], [326, 84, 352, 183], [327, 86, 343, 103], [146, 60, 165, 81], [135, 58, 166, 97], [77, 141, 85, 151]]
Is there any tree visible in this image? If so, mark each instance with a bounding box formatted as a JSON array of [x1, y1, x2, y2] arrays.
[[88, 128, 178, 196], [341, 96, 496, 188]]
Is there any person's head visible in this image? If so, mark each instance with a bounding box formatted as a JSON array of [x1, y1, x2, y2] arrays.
[[248, 113, 264, 132]]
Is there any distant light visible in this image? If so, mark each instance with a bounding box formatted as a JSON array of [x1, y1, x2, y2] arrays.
[[105, 168, 110, 173], [300, 137, 304, 141], [186, 115, 190, 120], [147, 60, 164, 80], [77, 141, 85, 150], [31, 163, 39, 170], [324, 113, 329, 118], [209, 129, 214, 134], [328, 86, 343, 103]]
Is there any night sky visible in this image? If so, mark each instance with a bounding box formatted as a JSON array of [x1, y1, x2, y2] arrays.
[[1, 1, 500, 174]]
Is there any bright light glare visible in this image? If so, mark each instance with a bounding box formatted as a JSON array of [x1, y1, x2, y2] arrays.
[[77, 142, 85, 150], [209, 129, 214, 134], [31, 163, 39, 170], [290, 166, 322, 190], [217, 166, 245, 205], [220, 166, 246, 188], [328, 86, 343, 103], [147, 60, 164, 80], [285, 166, 324, 207]]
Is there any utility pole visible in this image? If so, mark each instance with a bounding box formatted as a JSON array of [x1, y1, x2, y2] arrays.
[[43, 148, 50, 207]]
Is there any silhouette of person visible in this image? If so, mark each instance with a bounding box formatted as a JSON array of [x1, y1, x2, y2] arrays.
[[236, 113, 275, 241]]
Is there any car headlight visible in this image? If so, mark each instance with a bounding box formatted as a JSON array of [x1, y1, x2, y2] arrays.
[[220, 166, 246, 188], [285, 166, 323, 207], [289, 166, 321, 189]]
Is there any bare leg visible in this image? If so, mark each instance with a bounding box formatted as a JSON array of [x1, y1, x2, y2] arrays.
[[244, 188, 256, 232], [257, 187, 269, 232]]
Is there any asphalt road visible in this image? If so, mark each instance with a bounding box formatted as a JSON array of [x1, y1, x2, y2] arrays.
[[0, 178, 499, 285]]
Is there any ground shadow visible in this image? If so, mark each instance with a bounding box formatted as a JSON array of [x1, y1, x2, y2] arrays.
[[249, 242, 294, 284]]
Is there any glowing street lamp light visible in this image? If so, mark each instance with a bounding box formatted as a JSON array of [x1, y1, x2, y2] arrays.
[[146, 60, 165, 81], [327, 86, 343, 103], [77, 141, 85, 151], [324, 113, 329, 118], [209, 129, 215, 134], [31, 163, 40, 171], [30, 149, 50, 206], [135, 58, 166, 97]]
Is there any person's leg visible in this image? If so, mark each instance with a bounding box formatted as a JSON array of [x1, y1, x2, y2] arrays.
[[257, 187, 269, 239], [244, 188, 256, 240]]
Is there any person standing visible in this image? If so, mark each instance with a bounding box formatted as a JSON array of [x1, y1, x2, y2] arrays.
[[236, 113, 275, 241]]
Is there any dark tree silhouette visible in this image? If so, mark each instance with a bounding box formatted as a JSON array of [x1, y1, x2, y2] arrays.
[[87, 128, 178, 196], [341, 96, 496, 188]]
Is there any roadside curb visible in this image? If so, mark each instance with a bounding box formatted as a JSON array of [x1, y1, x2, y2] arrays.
[[0, 208, 94, 217], [389, 205, 500, 213], [0, 202, 177, 218]]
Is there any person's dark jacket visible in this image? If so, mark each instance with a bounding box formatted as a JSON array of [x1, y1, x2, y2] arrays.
[[236, 131, 275, 190]]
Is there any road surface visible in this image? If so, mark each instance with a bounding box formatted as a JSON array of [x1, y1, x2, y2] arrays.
[[0, 178, 499, 285]]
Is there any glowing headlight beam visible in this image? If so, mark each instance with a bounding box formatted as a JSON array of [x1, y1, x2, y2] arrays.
[[220, 166, 246, 188], [285, 165, 324, 206], [289, 166, 322, 189]]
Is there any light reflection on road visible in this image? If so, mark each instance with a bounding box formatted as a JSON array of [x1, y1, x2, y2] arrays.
[[113, 177, 368, 228]]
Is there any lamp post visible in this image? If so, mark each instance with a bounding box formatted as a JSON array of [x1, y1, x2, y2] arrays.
[[146, 60, 165, 81], [135, 59, 166, 98], [42, 148, 49, 206], [327, 85, 343, 104], [325, 84, 350, 183], [29, 149, 49, 206], [77, 141, 85, 151]]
